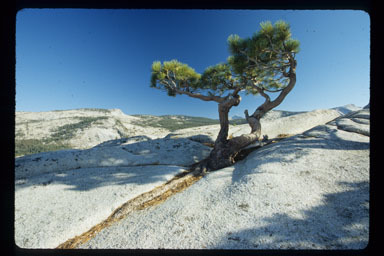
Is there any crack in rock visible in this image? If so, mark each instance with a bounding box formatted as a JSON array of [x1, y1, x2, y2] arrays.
[[56, 169, 204, 249]]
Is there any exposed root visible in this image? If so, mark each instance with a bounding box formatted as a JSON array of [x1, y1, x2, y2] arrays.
[[233, 136, 289, 162], [56, 167, 205, 249], [202, 142, 215, 148], [233, 146, 261, 162]]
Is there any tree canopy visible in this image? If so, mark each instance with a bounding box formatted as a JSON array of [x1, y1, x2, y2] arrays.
[[150, 20, 299, 101], [227, 20, 299, 94]]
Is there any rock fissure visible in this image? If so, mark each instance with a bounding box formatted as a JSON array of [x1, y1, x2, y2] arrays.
[[56, 168, 204, 249]]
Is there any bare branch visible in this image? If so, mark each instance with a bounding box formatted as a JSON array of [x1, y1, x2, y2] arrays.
[[173, 87, 224, 103], [261, 86, 285, 93], [254, 86, 271, 103], [282, 68, 289, 77], [232, 87, 242, 96]]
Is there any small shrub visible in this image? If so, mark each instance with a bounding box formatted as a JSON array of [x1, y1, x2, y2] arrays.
[[15, 139, 71, 157], [52, 116, 109, 140], [131, 115, 220, 131], [15, 116, 108, 157]]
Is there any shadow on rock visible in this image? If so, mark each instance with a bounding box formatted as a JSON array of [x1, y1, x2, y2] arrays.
[[211, 181, 369, 249], [164, 133, 215, 145], [15, 136, 211, 191], [16, 165, 185, 192], [231, 124, 369, 185]]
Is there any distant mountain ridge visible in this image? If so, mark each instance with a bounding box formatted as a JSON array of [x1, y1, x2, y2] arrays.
[[229, 115, 243, 120], [229, 109, 305, 124], [15, 109, 223, 157], [331, 104, 362, 115], [15, 104, 362, 157]]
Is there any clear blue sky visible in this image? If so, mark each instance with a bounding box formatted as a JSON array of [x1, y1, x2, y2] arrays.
[[16, 9, 370, 119]]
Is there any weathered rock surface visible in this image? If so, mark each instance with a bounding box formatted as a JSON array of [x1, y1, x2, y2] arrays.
[[80, 108, 369, 249], [328, 108, 370, 136], [15, 165, 185, 248], [14, 137, 210, 248], [15, 137, 211, 179]]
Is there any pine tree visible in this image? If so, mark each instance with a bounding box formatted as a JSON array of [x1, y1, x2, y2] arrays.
[[151, 20, 299, 172]]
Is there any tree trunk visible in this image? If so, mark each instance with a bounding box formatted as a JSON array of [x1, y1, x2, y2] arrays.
[[202, 94, 240, 171], [206, 109, 262, 171], [199, 91, 263, 172], [202, 64, 296, 173]]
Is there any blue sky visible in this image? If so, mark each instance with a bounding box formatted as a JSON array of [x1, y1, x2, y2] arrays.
[[16, 9, 370, 119]]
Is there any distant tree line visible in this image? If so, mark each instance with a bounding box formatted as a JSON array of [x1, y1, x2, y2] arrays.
[[15, 116, 108, 157]]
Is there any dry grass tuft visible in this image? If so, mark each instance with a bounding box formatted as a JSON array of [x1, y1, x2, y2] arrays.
[[276, 133, 293, 138]]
